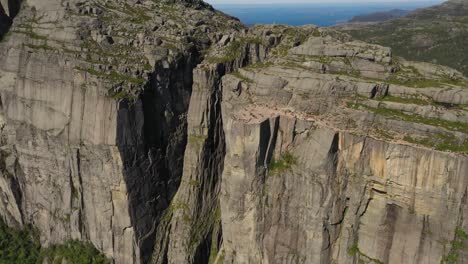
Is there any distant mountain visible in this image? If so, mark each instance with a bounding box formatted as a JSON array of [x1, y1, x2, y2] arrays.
[[349, 9, 409, 22], [337, 0, 468, 76]]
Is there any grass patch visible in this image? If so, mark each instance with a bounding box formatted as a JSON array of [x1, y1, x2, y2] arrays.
[[385, 77, 463, 88], [272, 44, 291, 57], [189, 207, 222, 253], [245, 61, 274, 70], [378, 95, 432, 106], [347, 244, 359, 256], [188, 134, 206, 146], [269, 152, 297, 174], [0, 221, 40, 264], [12, 30, 48, 40], [375, 128, 394, 140], [23, 43, 56, 51], [108, 71, 146, 85], [76, 67, 146, 85], [443, 229, 468, 263], [0, 220, 109, 264], [109, 90, 137, 100], [40, 240, 109, 264], [342, 16, 468, 76], [347, 244, 384, 264], [122, 3, 151, 24], [348, 102, 468, 134], [403, 134, 468, 154], [206, 40, 244, 63], [231, 71, 253, 83], [206, 37, 268, 63], [187, 180, 200, 187], [75, 67, 105, 77]]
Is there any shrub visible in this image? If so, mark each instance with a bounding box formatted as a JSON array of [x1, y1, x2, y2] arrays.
[[0, 220, 109, 264], [269, 152, 297, 173]]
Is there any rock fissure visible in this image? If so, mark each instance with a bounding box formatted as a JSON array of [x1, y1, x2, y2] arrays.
[[0, 1, 467, 264]]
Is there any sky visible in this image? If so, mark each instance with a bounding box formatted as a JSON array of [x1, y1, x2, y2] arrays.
[[206, 0, 444, 4]]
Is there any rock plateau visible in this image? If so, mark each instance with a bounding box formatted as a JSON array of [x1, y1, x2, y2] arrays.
[[0, 0, 467, 264]]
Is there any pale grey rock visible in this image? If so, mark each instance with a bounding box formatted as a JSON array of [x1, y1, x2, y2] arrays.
[[0, 1, 467, 264]]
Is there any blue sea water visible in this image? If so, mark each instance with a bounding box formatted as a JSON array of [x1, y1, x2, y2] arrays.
[[212, 1, 445, 27]]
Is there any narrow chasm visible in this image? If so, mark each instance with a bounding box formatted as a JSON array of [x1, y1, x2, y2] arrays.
[[116, 51, 201, 263], [0, 0, 21, 39]]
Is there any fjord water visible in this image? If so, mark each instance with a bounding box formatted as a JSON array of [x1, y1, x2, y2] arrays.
[[213, 1, 444, 26]]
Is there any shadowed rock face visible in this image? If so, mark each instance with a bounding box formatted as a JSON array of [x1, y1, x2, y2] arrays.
[[0, 0, 242, 263], [0, 1, 467, 264], [0, 0, 21, 33]]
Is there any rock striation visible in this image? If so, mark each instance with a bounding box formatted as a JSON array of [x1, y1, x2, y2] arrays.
[[0, 1, 467, 264], [0, 0, 241, 263]]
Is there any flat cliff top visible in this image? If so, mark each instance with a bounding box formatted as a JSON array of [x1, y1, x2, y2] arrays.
[[1, 0, 244, 98], [0, 1, 468, 264], [214, 25, 468, 155], [2, 0, 466, 155]]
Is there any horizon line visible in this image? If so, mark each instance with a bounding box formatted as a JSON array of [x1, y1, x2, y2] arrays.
[[208, 0, 444, 5]]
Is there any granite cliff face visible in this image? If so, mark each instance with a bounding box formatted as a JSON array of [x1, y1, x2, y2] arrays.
[[0, 1, 467, 264]]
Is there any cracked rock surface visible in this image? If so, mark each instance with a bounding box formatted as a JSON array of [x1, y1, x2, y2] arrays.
[[0, 1, 467, 264]]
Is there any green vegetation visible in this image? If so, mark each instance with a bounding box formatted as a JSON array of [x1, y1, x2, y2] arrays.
[[108, 71, 146, 85], [268, 152, 297, 174], [75, 67, 146, 86], [189, 207, 222, 253], [347, 102, 468, 134], [378, 95, 431, 106], [435, 140, 468, 153], [97, 1, 153, 24], [206, 37, 268, 63], [283, 27, 310, 44], [272, 44, 291, 57], [231, 71, 253, 83], [385, 75, 465, 88], [188, 134, 207, 147], [456, 229, 468, 240], [23, 43, 55, 51], [443, 229, 468, 263], [245, 61, 274, 70], [187, 180, 201, 187], [347, 244, 384, 264], [378, 63, 467, 88], [0, 221, 40, 264], [347, 244, 359, 256], [340, 3, 468, 77], [109, 90, 137, 100], [122, 3, 151, 24], [375, 128, 394, 140], [0, 220, 109, 264], [348, 97, 468, 154], [206, 39, 245, 63], [403, 135, 468, 153], [40, 241, 109, 264], [208, 223, 222, 264], [12, 30, 47, 40]]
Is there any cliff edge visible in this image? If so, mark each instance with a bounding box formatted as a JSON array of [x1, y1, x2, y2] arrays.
[[0, 1, 467, 264]]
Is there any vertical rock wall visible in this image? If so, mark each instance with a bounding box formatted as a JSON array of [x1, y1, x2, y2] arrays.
[[0, 1, 467, 264]]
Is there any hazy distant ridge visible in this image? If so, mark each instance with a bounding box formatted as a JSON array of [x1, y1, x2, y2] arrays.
[[349, 9, 409, 22]]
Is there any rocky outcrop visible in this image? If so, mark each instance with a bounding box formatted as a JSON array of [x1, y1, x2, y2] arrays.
[[0, 1, 467, 264], [0, 0, 242, 263], [220, 37, 468, 262]]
